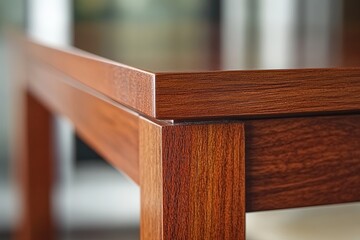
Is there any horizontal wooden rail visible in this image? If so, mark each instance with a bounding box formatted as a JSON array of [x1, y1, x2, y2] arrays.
[[245, 115, 360, 211], [27, 38, 360, 120], [28, 61, 141, 182], [156, 70, 360, 119], [28, 40, 156, 117]]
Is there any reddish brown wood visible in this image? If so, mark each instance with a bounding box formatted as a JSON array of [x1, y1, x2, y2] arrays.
[[140, 119, 245, 239], [27, 40, 156, 117], [25, 59, 360, 213], [245, 115, 360, 212], [139, 118, 163, 240], [343, 1, 360, 67], [28, 61, 140, 182], [26, 39, 360, 120], [26, 60, 360, 213], [11, 10, 360, 239], [21, 37, 360, 240], [156, 69, 360, 119], [17, 92, 54, 240]]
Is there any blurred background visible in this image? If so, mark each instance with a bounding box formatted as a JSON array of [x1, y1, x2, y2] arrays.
[[1, 0, 360, 239]]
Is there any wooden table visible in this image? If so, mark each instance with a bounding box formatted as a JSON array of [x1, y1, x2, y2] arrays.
[[14, 4, 360, 239]]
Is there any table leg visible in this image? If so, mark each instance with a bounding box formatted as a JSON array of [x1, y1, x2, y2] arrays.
[[140, 118, 245, 239], [16, 92, 54, 240]]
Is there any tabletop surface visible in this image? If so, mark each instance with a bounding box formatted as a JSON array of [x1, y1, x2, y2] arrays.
[[73, 0, 360, 72], [27, 0, 360, 120]]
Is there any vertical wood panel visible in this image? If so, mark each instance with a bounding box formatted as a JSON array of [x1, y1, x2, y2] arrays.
[[139, 119, 163, 240], [140, 119, 245, 239], [16, 92, 54, 240]]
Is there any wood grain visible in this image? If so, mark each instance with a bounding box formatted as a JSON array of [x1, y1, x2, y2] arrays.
[[25, 60, 360, 212], [156, 69, 360, 119], [140, 119, 245, 239], [15, 16, 360, 240], [245, 115, 360, 211], [27, 39, 156, 116], [139, 118, 163, 240], [28, 61, 140, 183], [16, 93, 54, 240], [27, 39, 360, 120]]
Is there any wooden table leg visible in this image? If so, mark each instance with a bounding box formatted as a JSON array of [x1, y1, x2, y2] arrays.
[[140, 118, 245, 239], [16, 92, 54, 240]]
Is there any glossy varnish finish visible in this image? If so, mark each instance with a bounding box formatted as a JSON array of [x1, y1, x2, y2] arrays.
[[26, 59, 360, 212], [27, 39, 360, 120], [139, 119, 163, 240], [28, 40, 156, 116], [140, 119, 245, 239], [18, 35, 360, 240], [24, 60, 360, 213], [156, 69, 360, 119], [245, 115, 360, 212], [28, 61, 140, 182]]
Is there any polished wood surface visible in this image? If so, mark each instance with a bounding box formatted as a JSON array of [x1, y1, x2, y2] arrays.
[[17, 93, 54, 240], [245, 114, 360, 212], [27, 39, 360, 120], [27, 40, 156, 117], [28, 61, 140, 182], [139, 118, 163, 240], [139, 118, 245, 239], [21, 40, 360, 239], [73, 2, 360, 72], [25, 1, 360, 120], [24, 57, 360, 212], [70, 1, 360, 120], [14, 1, 360, 239], [25, 57, 360, 212], [156, 69, 360, 119]]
